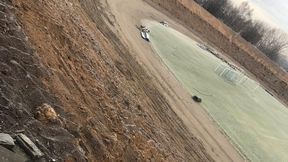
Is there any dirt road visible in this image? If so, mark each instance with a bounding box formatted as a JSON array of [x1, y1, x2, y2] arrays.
[[106, 0, 244, 161]]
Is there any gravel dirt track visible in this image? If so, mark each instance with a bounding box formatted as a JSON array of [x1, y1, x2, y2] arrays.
[[106, 0, 244, 161]]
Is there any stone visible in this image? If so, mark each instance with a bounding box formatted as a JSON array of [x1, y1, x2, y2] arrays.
[[0, 133, 15, 149], [15, 133, 44, 159], [35, 103, 58, 121], [0, 146, 26, 162]]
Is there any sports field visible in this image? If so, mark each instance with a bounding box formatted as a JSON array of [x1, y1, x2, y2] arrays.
[[149, 22, 288, 162]]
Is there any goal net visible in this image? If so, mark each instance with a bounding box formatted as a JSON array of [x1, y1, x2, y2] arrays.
[[215, 64, 246, 85], [214, 64, 260, 91]]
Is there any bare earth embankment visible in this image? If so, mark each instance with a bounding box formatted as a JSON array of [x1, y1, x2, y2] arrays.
[[0, 0, 227, 161], [2, 0, 286, 161]]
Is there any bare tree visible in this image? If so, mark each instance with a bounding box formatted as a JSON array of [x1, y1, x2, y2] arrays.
[[198, 0, 229, 18], [222, 2, 253, 32], [240, 21, 265, 45], [256, 29, 288, 61], [277, 54, 288, 71], [194, 0, 288, 64]]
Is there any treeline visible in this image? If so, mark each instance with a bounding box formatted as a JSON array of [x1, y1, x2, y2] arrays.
[[195, 0, 288, 69]]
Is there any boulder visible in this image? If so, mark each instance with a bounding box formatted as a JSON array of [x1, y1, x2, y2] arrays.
[[0, 146, 26, 162], [35, 103, 58, 121], [0, 133, 15, 149], [15, 133, 44, 159]]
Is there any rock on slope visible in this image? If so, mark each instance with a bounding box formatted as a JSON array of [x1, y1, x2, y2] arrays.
[[0, 0, 85, 161]]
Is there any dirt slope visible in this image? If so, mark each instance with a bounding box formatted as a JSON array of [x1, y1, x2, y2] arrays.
[[0, 0, 221, 161], [0, 0, 86, 161]]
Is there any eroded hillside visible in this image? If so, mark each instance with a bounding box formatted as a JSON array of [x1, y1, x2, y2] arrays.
[[0, 0, 214, 161]]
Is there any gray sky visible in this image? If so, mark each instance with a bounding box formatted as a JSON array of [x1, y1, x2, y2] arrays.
[[231, 0, 288, 32]]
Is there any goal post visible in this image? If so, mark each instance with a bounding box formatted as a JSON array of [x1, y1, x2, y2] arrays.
[[214, 64, 245, 85], [214, 63, 260, 91]]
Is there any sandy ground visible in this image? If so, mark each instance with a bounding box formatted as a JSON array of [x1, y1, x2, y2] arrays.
[[106, 0, 245, 161]]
